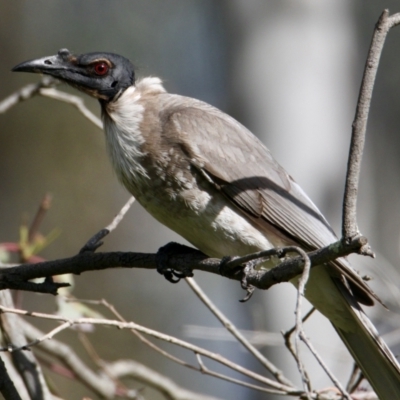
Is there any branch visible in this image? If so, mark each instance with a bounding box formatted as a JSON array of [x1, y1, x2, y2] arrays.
[[106, 360, 222, 400], [1, 305, 301, 395], [185, 278, 292, 386], [79, 196, 135, 253], [23, 316, 225, 400], [38, 88, 102, 128], [291, 247, 312, 399], [342, 10, 400, 239], [20, 319, 117, 398], [0, 77, 58, 114], [0, 291, 53, 400], [0, 236, 368, 295]]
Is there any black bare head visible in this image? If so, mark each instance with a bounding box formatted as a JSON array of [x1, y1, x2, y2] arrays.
[[13, 48, 135, 102]]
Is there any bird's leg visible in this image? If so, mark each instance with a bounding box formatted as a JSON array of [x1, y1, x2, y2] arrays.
[[156, 242, 196, 283], [219, 256, 256, 301], [240, 260, 257, 302]]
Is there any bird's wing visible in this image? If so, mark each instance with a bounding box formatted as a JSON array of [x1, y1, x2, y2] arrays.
[[163, 96, 376, 305]]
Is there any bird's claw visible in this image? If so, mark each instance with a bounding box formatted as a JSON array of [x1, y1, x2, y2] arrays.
[[219, 257, 256, 301], [240, 261, 256, 302], [156, 242, 194, 283]]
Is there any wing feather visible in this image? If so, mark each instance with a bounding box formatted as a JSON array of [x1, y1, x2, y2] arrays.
[[161, 95, 376, 305]]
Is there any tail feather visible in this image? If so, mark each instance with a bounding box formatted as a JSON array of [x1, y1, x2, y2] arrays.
[[334, 282, 400, 399], [302, 265, 400, 399]]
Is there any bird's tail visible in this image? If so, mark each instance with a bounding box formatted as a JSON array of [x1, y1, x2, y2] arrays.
[[333, 282, 400, 399], [303, 265, 400, 399]]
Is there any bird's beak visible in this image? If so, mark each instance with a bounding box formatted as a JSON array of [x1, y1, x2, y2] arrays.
[[13, 49, 124, 102], [12, 49, 107, 99], [12, 49, 76, 80]]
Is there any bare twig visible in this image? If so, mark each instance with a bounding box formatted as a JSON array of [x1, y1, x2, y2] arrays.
[[342, 10, 400, 240], [0, 77, 58, 114], [0, 291, 53, 400], [70, 298, 295, 396], [87, 298, 201, 373], [0, 304, 301, 395], [183, 325, 282, 346], [105, 196, 136, 232], [38, 87, 102, 128], [283, 244, 351, 400], [79, 196, 135, 253], [299, 331, 351, 400], [27, 194, 52, 245], [282, 309, 314, 394], [190, 353, 292, 396], [0, 77, 101, 129], [106, 359, 222, 400], [286, 247, 312, 399], [346, 363, 363, 394], [185, 277, 292, 386], [20, 319, 117, 398]]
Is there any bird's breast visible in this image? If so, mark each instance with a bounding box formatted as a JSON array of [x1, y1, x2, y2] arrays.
[[103, 112, 275, 258], [101, 87, 278, 258]]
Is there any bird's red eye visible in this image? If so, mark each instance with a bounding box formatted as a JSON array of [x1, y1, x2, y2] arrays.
[[93, 62, 109, 76]]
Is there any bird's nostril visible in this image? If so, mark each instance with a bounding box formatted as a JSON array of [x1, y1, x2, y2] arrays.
[[44, 59, 53, 65]]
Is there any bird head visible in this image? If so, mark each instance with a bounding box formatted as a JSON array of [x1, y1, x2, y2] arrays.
[[12, 48, 135, 102]]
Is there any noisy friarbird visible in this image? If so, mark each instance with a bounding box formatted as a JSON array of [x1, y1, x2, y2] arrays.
[[13, 49, 400, 398]]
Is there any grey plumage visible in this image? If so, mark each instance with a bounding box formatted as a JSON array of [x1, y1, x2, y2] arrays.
[[13, 50, 400, 399]]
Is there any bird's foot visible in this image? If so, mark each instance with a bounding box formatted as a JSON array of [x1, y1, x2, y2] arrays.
[[219, 256, 256, 302], [240, 261, 257, 302], [156, 242, 195, 283], [218, 255, 243, 278]]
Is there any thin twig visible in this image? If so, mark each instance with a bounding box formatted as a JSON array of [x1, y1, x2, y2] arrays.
[[0, 77, 58, 114], [0, 304, 301, 395], [105, 196, 136, 232], [27, 193, 52, 245], [79, 196, 135, 253], [70, 297, 205, 381], [190, 353, 293, 396], [106, 359, 222, 400], [77, 332, 137, 398], [39, 87, 102, 129], [0, 291, 53, 400], [183, 325, 282, 346], [342, 10, 400, 240], [282, 309, 314, 394], [283, 308, 315, 339], [300, 331, 351, 400], [68, 298, 292, 396], [20, 319, 119, 398], [185, 277, 293, 386], [346, 363, 363, 394], [288, 247, 312, 399]]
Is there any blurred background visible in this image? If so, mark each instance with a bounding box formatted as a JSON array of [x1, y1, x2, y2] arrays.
[[1, 1, 400, 399]]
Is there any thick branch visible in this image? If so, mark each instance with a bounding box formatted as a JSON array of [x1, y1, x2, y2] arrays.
[[0, 236, 367, 294]]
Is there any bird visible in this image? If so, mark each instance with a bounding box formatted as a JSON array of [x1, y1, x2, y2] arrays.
[[13, 49, 400, 398]]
